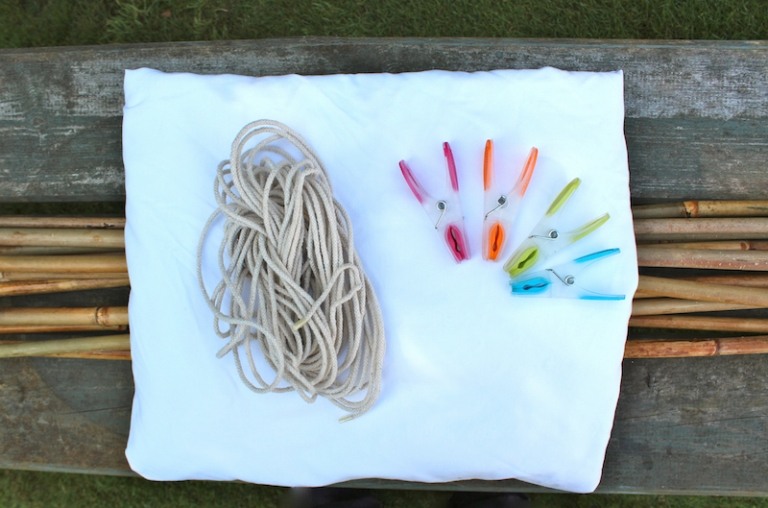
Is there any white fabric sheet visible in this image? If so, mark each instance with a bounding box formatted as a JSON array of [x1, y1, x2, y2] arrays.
[[122, 67, 638, 493]]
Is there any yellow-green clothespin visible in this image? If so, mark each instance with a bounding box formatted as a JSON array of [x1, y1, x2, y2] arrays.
[[503, 178, 610, 277]]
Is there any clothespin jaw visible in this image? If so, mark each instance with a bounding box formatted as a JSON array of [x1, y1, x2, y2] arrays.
[[510, 248, 626, 300], [398, 142, 470, 263], [482, 141, 538, 261], [502, 177, 610, 277]]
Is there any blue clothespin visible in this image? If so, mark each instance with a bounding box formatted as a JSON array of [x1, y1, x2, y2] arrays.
[[510, 248, 626, 300]]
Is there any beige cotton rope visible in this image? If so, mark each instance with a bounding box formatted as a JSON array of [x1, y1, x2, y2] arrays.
[[197, 120, 386, 420]]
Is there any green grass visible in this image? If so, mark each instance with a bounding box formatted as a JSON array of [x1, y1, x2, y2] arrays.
[[0, 470, 285, 508], [2, 0, 768, 506], [5, 469, 768, 508], [0, 0, 766, 48]]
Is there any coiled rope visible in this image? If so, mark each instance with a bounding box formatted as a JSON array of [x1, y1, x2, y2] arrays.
[[197, 120, 385, 420]]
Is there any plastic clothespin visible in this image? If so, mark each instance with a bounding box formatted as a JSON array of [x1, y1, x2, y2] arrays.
[[502, 177, 610, 277], [398, 142, 470, 263], [510, 248, 626, 300], [482, 140, 538, 261]]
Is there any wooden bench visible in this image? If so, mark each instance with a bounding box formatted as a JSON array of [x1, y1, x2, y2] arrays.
[[1, 38, 767, 495]]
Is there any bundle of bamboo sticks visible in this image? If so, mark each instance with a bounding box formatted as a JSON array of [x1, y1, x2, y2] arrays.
[[629, 200, 768, 358], [3, 201, 768, 360], [0, 216, 131, 359]]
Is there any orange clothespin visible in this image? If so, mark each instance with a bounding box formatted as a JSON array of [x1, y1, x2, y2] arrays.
[[482, 140, 538, 261]]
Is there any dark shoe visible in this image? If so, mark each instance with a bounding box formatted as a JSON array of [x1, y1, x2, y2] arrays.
[[286, 487, 382, 508], [448, 492, 532, 508]]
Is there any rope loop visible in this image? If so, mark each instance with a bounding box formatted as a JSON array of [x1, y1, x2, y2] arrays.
[[198, 120, 385, 419]]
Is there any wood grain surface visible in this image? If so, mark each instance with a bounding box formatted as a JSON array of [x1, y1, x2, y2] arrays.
[[1, 38, 767, 495], [0, 39, 766, 201]]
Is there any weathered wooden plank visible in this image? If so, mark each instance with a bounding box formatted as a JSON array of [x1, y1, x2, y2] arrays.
[[2, 115, 766, 201], [0, 39, 766, 201], [1, 38, 768, 494], [2, 39, 766, 118], [0, 358, 132, 474], [627, 118, 768, 200], [2, 116, 766, 201], [3, 352, 767, 495], [0, 116, 125, 202], [603, 355, 768, 496]]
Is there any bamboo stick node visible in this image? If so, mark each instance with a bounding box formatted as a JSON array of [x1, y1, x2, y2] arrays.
[[625, 336, 768, 359], [632, 200, 768, 219], [0, 306, 129, 333], [0, 228, 125, 249]]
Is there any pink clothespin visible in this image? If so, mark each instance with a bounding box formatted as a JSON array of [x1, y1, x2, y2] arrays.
[[398, 142, 471, 263]]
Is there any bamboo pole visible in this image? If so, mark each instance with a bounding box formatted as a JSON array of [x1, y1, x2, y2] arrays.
[[0, 216, 125, 229], [0, 306, 128, 327], [633, 274, 768, 299], [0, 325, 127, 334], [0, 246, 124, 256], [632, 203, 689, 220], [629, 315, 768, 333], [692, 201, 768, 217], [6, 334, 768, 360], [634, 218, 768, 242], [44, 349, 131, 360], [0, 228, 124, 249], [0, 340, 131, 360], [624, 336, 768, 358], [0, 334, 130, 359], [637, 246, 768, 271], [637, 275, 768, 306], [645, 240, 768, 251], [23, 298, 768, 338], [632, 200, 768, 219], [0, 253, 126, 273], [0, 278, 130, 297], [681, 273, 768, 287], [631, 298, 758, 315], [0, 271, 128, 281]]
